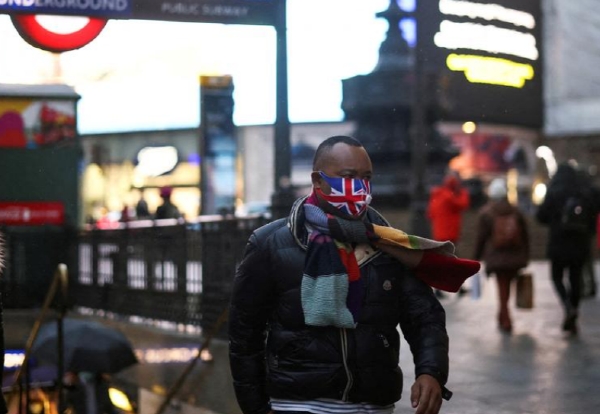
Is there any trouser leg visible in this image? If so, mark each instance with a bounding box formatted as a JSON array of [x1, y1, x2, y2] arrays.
[[496, 271, 514, 331], [551, 260, 568, 308], [568, 262, 583, 311]]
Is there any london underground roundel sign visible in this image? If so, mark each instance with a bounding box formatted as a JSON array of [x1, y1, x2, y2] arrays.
[[11, 15, 107, 53]]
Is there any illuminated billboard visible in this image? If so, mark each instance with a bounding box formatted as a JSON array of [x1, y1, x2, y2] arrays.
[[420, 0, 542, 128]]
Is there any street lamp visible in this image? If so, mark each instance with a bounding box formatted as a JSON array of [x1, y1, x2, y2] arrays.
[[270, 0, 295, 219], [408, 0, 430, 237]]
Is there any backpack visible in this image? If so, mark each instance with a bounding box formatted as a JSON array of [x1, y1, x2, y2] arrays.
[[559, 195, 592, 233], [492, 213, 522, 249]]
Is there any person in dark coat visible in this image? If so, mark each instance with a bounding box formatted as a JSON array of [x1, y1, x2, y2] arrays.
[[155, 186, 181, 220], [474, 178, 530, 332], [135, 188, 151, 219], [536, 162, 599, 334], [229, 136, 455, 414]]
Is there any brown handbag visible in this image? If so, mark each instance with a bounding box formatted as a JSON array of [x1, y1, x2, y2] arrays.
[[516, 271, 534, 309]]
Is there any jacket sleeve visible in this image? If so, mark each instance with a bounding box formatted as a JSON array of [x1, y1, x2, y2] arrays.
[[397, 270, 449, 391], [229, 232, 276, 414]]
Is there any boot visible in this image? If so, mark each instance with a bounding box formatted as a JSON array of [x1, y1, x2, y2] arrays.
[[498, 310, 512, 333], [562, 306, 578, 334]]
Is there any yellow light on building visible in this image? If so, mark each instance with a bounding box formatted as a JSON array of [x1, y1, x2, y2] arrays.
[[446, 54, 534, 88], [462, 121, 477, 134]]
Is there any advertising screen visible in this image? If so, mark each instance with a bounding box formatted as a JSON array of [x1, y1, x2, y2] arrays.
[[420, 0, 542, 128]]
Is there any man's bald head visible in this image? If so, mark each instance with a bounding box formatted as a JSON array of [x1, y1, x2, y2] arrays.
[[312, 136, 363, 171]]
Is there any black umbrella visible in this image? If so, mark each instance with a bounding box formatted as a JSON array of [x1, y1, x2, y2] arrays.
[[31, 318, 138, 374]]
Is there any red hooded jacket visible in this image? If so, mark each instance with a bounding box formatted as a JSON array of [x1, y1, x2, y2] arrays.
[[427, 176, 470, 242]]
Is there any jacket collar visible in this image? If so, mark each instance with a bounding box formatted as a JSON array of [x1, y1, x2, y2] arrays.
[[287, 195, 391, 253]]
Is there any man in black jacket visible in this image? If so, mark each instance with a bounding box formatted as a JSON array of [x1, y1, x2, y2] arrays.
[[229, 136, 451, 414], [536, 162, 600, 334]]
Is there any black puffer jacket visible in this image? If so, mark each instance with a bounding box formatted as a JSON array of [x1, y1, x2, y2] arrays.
[[229, 198, 449, 414]]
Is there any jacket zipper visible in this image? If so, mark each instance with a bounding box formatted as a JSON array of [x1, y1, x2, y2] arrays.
[[379, 333, 390, 348], [340, 328, 353, 401]]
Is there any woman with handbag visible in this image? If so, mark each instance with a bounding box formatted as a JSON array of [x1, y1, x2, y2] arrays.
[[473, 178, 530, 332]]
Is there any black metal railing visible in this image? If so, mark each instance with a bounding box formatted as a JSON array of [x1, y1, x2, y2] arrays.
[[71, 216, 268, 337], [1, 225, 71, 309], [2, 215, 269, 338]]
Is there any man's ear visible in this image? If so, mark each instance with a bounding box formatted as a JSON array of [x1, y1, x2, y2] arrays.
[[311, 171, 322, 188]]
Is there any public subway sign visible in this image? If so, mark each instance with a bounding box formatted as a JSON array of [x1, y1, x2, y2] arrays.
[[419, 0, 542, 128], [0, 0, 132, 18], [0, 0, 279, 52], [0, 0, 278, 24], [130, 0, 278, 25]]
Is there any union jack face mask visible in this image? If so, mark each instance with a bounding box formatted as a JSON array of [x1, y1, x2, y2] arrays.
[[316, 171, 372, 217]]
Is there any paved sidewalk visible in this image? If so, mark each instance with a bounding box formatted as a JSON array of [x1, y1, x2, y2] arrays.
[[6, 261, 599, 414], [393, 260, 600, 414]]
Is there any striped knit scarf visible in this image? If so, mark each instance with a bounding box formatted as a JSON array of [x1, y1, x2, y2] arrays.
[[302, 197, 457, 329], [302, 202, 366, 328]]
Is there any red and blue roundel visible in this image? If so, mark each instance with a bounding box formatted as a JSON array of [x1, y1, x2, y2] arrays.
[[11, 14, 108, 53]]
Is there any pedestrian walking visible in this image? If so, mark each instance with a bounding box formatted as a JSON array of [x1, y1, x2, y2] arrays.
[[135, 188, 151, 219], [229, 136, 480, 414], [427, 170, 471, 297], [155, 186, 181, 220], [473, 178, 530, 332], [536, 162, 600, 334]]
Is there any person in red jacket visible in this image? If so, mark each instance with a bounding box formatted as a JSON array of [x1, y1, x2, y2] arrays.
[[427, 171, 471, 297]]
